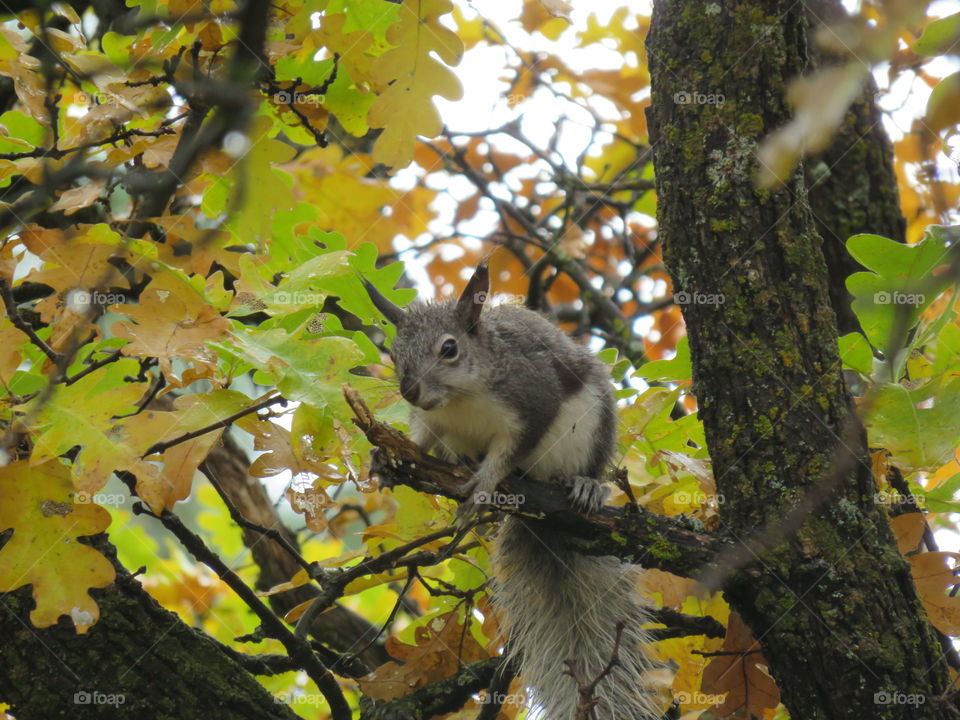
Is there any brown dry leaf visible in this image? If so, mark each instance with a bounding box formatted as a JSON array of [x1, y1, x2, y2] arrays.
[[48, 181, 104, 215], [0, 317, 24, 384], [112, 283, 228, 383], [541, 0, 572, 21], [639, 568, 698, 609], [142, 134, 180, 169], [140, 432, 221, 513], [909, 551, 960, 635], [890, 513, 926, 555], [285, 479, 334, 533], [702, 612, 780, 718], [360, 611, 489, 701], [25, 242, 129, 322]]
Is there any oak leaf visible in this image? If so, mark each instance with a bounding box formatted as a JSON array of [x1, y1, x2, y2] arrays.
[[0, 459, 115, 632], [367, 0, 463, 168], [702, 612, 780, 717], [909, 551, 960, 635]]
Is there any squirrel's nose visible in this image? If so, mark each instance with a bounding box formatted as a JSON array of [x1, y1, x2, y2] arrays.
[[399, 377, 420, 405]]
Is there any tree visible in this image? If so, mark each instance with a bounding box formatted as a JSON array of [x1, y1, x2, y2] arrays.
[[0, 1, 958, 719]]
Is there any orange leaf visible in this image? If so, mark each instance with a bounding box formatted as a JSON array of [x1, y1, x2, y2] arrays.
[[701, 612, 780, 717], [890, 513, 926, 555], [909, 551, 960, 635], [360, 611, 490, 700]]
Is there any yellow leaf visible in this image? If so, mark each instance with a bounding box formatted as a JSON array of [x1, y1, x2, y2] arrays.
[[0, 460, 115, 632], [344, 567, 408, 596], [283, 597, 334, 624], [257, 569, 312, 597], [368, 0, 463, 168]]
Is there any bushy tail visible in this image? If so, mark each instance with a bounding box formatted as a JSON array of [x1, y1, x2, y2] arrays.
[[492, 516, 661, 720]]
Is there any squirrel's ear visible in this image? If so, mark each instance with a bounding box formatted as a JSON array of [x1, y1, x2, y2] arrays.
[[364, 279, 406, 326], [456, 261, 489, 332]]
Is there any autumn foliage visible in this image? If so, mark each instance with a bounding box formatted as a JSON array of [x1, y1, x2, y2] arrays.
[[0, 1, 958, 719]]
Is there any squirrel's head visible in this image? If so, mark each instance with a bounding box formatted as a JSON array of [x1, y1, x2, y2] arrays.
[[366, 263, 490, 411]]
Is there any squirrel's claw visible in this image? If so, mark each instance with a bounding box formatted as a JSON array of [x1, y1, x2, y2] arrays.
[[456, 476, 493, 526], [565, 475, 609, 514]]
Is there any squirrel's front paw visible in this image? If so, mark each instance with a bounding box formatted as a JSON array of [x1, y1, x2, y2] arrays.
[[455, 477, 496, 526], [564, 475, 609, 514]]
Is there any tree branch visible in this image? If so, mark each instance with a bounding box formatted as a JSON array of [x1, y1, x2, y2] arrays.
[[344, 385, 725, 580]]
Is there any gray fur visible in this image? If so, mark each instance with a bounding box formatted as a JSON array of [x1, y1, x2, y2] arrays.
[[382, 270, 660, 720]]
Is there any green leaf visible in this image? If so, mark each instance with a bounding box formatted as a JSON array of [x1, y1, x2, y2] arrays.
[[101, 32, 133, 66], [322, 69, 375, 136], [229, 319, 365, 412], [925, 71, 960, 134], [637, 336, 692, 382], [0, 111, 45, 151], [26, 359, 148, 490], [275, 55, 337, 86], [838, 332, 874, 375], [329, 0, 401, 50], [865, 378, 960, 472], [846, 228, 954, 359], [914, 13, 960, 56], [325, 242, 416, 337]]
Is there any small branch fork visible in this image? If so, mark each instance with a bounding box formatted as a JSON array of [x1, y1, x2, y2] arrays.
[[564, 621, 627, 720]]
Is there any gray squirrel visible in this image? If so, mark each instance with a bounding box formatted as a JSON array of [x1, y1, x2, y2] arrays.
[[366, 262, 661, 720]]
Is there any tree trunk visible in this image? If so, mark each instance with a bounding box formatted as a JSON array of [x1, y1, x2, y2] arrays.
[[0, 536, 302, 720], [646, 2, 951, 719]]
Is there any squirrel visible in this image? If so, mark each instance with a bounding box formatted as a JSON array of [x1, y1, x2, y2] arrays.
[[365, 261, 661, 720]]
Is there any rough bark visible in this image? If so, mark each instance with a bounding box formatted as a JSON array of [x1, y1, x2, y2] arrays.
[[0, 536, 301, 720], [646, 2, 952, 719], [803, 0, 907, 334]]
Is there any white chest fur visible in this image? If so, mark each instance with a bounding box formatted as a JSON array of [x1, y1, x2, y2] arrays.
[[414, 385, 604, 483], [415, 393, 520, 462], [517, 384, 605, 482]]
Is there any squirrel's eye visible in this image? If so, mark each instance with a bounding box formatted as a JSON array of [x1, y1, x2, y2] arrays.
[[439, 337, 458, 359]]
